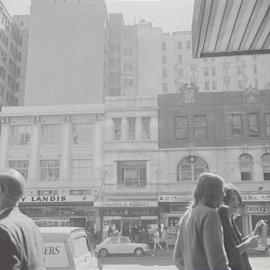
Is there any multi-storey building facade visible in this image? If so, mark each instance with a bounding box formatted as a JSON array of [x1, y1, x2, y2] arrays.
[[24, 0, 109, 105], [0, 1, 24, 107], [0, 104, 104, 229], [161, 31, 270, 94], [158, 86, 270, 236]]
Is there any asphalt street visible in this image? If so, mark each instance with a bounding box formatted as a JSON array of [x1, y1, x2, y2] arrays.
[[100, 254, 270, 270]]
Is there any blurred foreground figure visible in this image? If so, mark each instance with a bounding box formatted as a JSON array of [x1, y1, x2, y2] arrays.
[[173, 172, 231, 270], [218, 183, 265, 270], [0, 169, 44, 270]]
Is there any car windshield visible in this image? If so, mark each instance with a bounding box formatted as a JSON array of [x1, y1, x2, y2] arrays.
[[120, 237, 130, 244]]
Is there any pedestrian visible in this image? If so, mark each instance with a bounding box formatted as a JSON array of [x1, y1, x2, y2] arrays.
[[161, 226, 169, 250], [173, 172, 231, 270], [0, 169, 44, 269], [218, 183, 264, 270], [153, 231, 163, 251]]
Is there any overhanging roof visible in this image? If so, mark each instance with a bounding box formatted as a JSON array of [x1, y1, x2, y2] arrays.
[[192, 0, 270, 58]]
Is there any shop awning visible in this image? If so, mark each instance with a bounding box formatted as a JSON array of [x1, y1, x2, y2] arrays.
[[192, 0, 270, 58]]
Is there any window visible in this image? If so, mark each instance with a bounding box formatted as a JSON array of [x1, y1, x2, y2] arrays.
[[9, 160, 29, 180], [163, 83, 168, 93], [162, 41, 167, 50], [142, 117, 150, 140], [177, 41, 182, 49], [253, 65, 257, 74], [193, 115, 207, 139], [186, 40, 191, 49], [41, 124, 61, 145], [265, 113, 270, 136], [71, 159, 92, 181], [212, 81, 217, 90], [211, 67, 216, 76], [254, 78, 258, 89], [113, 118, 121, 140], [73, 236, 91, 258], [175, 116, 188, 139], [232, 114, 243, 137], [238, 80, 244, 89], [72, 123, 92, 145], [204, 81, 210, 90], [177, 156, 209, 181], [117, 161, 147, 187], [162, 55, 167, 64], [248, 113, 260, 137], [204, 67, 209, 76], [262, 154, 270, 181], [127, 117, 136, 140], [178, 55, 182, 63], [11, 125, 31, 146], [162, 69, 167, 78], [239, 154, 253, 181], [237, 66, 242, 75], [40, 160, 60, 182]]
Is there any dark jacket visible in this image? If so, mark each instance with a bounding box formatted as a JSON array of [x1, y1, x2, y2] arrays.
[[218, 206, 252, 270], [0, 207, 44, 270]]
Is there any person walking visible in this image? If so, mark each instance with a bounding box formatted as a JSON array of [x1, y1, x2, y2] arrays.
[[0, 169, 44, 270], [218, 183, 264, 270], [173, 172, 231, 270], [153, 231, 163, 251]]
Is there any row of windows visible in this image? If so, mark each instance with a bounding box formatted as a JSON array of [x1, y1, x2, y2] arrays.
[[10, 154, 270, 186], [175, 113, 270, 140], [10, 123, 94, 146], [161, 40, 192, 51], [177, 154, 270, 182], [9, 159, 92, 182], [113, 117, 151, 141]]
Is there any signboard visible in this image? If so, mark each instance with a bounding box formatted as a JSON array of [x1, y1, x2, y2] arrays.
[[158, 194, 192, 202], [94, 201, 158, 207], [245, 204, 270, 214], [241, 194, 270, 202], [43, 242, 69, 268], [20, 195, 94, 203]]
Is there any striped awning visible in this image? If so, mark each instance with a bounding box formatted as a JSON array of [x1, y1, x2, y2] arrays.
[[192, 0, 270, 58]]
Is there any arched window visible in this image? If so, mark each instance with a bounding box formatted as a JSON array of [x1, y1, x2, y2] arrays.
[[262, 154, 270, 181], [177, 156, 209, 181], [239, 154, 253, 181]]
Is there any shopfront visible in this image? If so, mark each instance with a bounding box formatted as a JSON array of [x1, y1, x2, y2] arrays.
[[19, 195, 99, 232], [242, 193, 270, 236], [94, 200, 159, 243], [158, 194, 190, 245]]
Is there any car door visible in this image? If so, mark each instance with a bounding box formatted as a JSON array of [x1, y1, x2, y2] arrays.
[[105, 237, 120, 254], [118, 237, 132, 254], [72, 234, 100, 270]]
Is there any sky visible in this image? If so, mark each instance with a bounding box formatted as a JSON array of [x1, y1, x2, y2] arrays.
[[2, 0, 194, 32]]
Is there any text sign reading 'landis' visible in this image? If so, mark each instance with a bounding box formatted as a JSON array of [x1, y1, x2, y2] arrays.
[[20, 195, 94, 203]]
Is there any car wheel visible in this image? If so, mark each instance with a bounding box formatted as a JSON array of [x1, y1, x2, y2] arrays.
[[134, 247, 144, 257], [99, 248, 109, 257]]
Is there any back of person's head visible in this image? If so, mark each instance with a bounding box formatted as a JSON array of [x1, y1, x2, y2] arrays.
[[223, 183, 242, 206], [0, 169, 25, 206], [192, 172, 224, 208]]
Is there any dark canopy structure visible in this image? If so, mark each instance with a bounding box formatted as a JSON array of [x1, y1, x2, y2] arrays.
[[192, 0, 270, 58]]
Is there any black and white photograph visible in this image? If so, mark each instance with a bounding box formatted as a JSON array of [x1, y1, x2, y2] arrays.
[[0, 0, 269, 269]]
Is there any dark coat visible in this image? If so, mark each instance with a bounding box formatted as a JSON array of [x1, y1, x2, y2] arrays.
[[218, 206, 252, 270], [0, 207, 44, 270]]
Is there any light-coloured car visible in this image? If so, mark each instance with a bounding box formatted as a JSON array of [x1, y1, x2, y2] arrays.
[[40, 227, 102, 270], [96, 236, 150, 257]]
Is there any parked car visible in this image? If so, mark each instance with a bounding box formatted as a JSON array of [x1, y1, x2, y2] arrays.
[[95, 236, 150, 257], [40, 227, 102, 270], [251, 236, 270, 256]]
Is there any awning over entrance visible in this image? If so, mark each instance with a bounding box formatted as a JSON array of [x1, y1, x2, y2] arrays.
[[192, 0, 270, 57]]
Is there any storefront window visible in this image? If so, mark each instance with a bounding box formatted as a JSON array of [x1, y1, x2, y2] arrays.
[[262, 154, 270, 181], [239, 154, 253, 181], [177, 156, 209, 181], [117, 161, 147, 187]]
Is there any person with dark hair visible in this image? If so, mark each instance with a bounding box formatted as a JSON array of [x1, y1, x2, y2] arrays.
[[218, 183, 264, 270], [0, 169, 44, 270], [173, 172, 231, 270]]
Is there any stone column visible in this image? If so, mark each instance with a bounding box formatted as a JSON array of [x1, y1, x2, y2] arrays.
[[0, 117, 10, 169], [61, 115, 71, 181]]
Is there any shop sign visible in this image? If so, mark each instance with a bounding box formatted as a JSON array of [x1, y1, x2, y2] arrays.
[[102, 208, 158, 217], [20, 195, 94, 203], [245, 204, 270, 214], [158, 194, 191, 202], [241, 194, 270, 202], [94, 201, 158, 207]]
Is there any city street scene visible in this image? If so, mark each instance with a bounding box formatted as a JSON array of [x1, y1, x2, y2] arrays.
[[0, 0, 269, 269]]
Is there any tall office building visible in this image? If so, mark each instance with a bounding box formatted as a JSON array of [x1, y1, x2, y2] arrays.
[[24, 0, 109, 105], [161, 31, 270, 94], [0, 1, 23, 107]]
